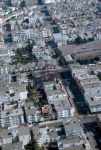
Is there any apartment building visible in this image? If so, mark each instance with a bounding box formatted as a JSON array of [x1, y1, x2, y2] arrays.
[[44, 78, 75, 119]]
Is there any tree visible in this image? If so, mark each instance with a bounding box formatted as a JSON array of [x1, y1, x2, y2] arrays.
[[0, 146, 2, 150], [20, 0, 26, 8], [25, 130, 42, 150], [74, 36, 86, 44]]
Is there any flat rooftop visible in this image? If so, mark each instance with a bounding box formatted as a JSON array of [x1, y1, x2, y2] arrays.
[[85, 86, 101, 107], [44, 79, 72, 107], [61, 40, 101, 56]]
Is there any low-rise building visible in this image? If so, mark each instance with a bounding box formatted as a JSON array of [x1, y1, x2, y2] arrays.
[[44, 78, 75, 119], [33, 118, 92, 150], [0, 108, 24, 128], [0, 126, 31, 149], [70, 63, 101, 113]]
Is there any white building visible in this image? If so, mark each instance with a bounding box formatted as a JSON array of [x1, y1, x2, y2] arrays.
[[0, 126, 31, 149], [44, 78, 75, 119], [0, 109, 24, 128], [71, 63, 101, 113]]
